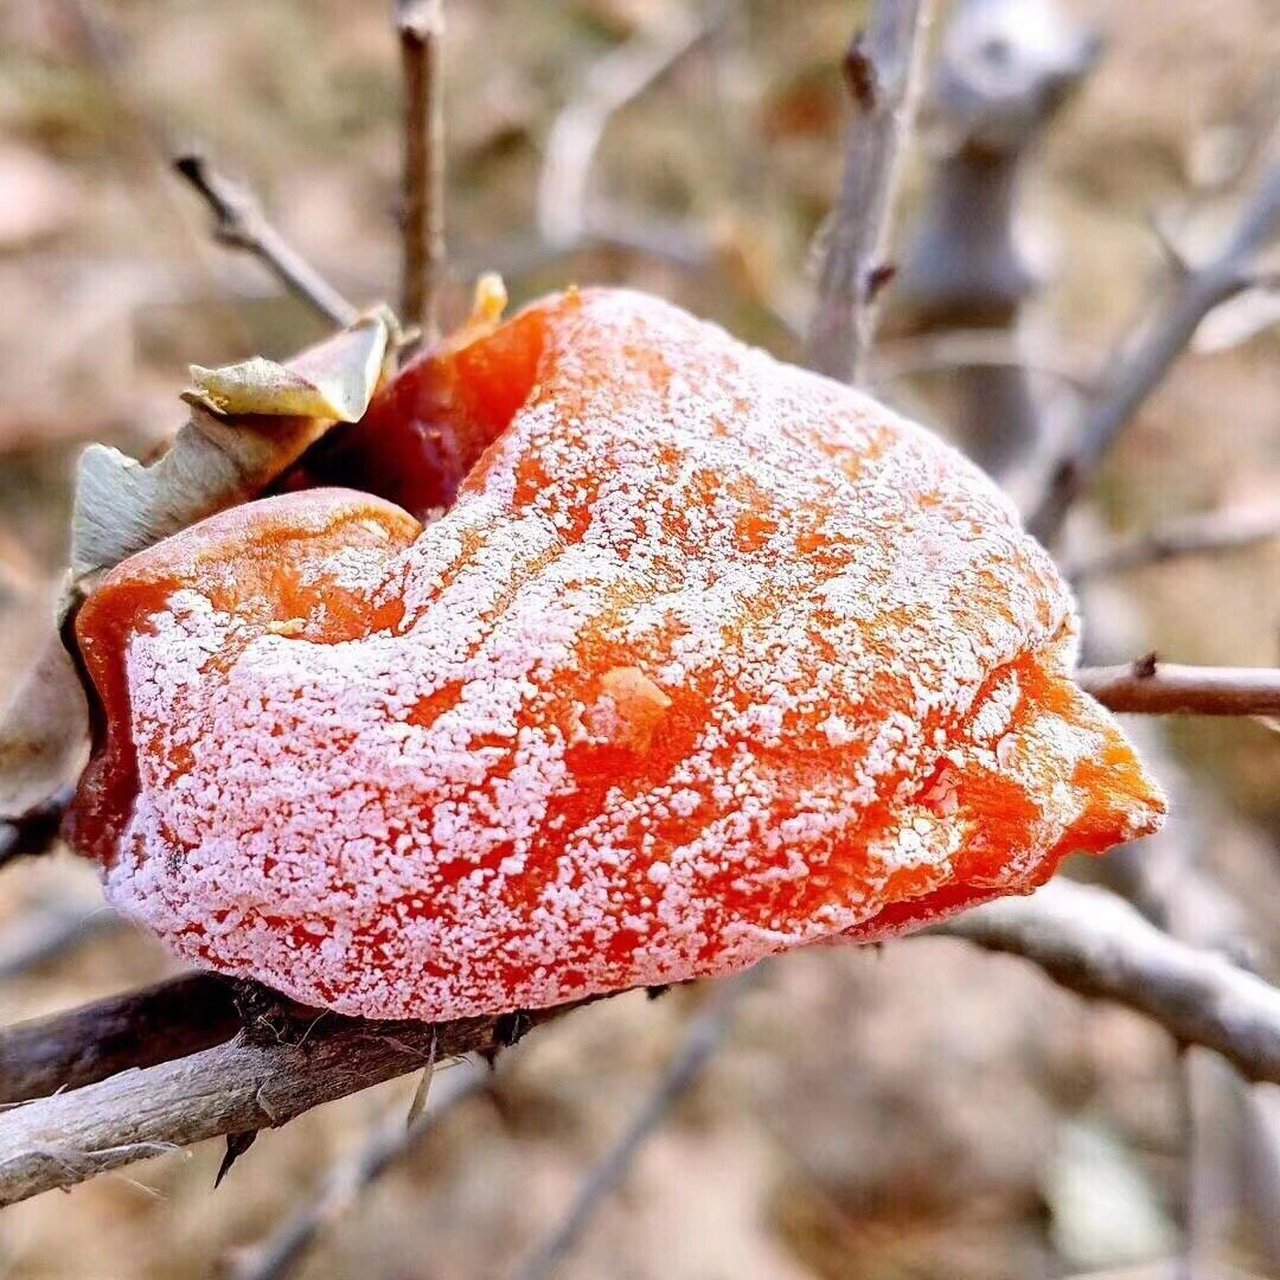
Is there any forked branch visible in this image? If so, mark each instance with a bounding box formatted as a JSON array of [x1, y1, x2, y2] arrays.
[[933, 879, 1280, 1084]]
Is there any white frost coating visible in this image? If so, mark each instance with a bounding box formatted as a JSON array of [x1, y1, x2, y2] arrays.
[[91, 289, 1164, 1019]]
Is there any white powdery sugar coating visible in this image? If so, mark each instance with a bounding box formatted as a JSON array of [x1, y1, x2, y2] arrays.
[[97, 289, 1162, 1019]]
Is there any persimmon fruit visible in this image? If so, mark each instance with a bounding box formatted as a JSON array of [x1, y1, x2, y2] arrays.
[[67, 288, 1165, 1020]]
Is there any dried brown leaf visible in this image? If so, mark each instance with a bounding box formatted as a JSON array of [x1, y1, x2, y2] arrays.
[[182, 308, 394, 421], [1, 308, 399, 823], [70, 309, 397, 582]]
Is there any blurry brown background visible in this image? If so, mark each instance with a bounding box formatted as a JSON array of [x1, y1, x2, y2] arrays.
[[2, 1, 1280, 1277]]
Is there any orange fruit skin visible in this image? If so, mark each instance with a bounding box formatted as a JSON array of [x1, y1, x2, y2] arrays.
[[69, 288, 1165, 1020]]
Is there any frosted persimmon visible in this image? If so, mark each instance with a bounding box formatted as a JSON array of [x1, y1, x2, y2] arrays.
[[67, 288, 1165, 1020]]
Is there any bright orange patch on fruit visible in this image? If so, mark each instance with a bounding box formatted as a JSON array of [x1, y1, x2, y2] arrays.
[[67, 288, 1164, 1020]]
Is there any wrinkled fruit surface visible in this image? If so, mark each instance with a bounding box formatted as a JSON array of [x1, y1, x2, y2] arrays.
[[68, 289, 1165, 1019]]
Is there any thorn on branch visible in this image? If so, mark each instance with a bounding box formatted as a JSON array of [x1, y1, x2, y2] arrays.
[[215, 1131, 259, 1188], [842, 32, 879, 112], [864, 261, 898, 304], [1133, 650, 1160, 679], [173, 153, 359, 330]]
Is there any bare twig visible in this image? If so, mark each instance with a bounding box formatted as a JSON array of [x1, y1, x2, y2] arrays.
[[0, 991, 592, 1205], [509, 970, 761, 1280], [1063, 504, 1280, 581], [173, 153, 360, 329], [931, 880, 1280, 1085], [230, 1060, 491, 1280], [0, 786, 73, 870], [1078, 661, 1280, 718], [537, 5, 727, 251], [396, 0, 445, 345], [806, 0, 933, 384], [0, 973, 240, 1105], [1027, 165, 1280, 546]]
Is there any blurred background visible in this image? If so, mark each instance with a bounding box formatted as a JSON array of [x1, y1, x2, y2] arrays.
[[3, 0, 1280, 1276]]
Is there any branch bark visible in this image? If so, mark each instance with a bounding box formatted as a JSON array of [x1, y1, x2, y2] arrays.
[[0, 992, 588, 1206], [932, 879, 1280, 1085], [1078, 661, 1280, 718], [173, 154, 359, 329], [396, 0, 445, 345], [806, 0, 933, 385], [0, 973, 240, 1105]]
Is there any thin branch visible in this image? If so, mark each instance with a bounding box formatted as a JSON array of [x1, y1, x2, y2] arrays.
[[173, 153, 360, 330], [230, 1060, 491, 1280], [0, 973, 240, 1105], [508, 969, 760, 1280], [1063, 503, 1280, 581], [1027, 164, 1280, 546], [1078, 660, 1280, 718], [537, 5, 727, 251], [0, 785, 73, 870], [931, 880, 1280, 1085], [0, 991, 592, 1205], [396, 0, 445, 345], [806, 0, 934, 385]]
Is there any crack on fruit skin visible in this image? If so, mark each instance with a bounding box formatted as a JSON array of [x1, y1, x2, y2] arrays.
[[70, 289, 1165, 1020]]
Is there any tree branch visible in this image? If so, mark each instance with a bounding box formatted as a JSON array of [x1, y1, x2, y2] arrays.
[[10, 875, 1280, 1208], [806, 0, 934, 385], [508, 970, 760, 1280], [0, 785, 73, 870], [1027, 164, 1280, 546], [0, 991, 590, 1205], [0, 972, 240, 1105], [1078, 660, 1280, 718], [396, 0, 445, 345], [932, 879, 1280, 1085], [173, 153, 360, 330]]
